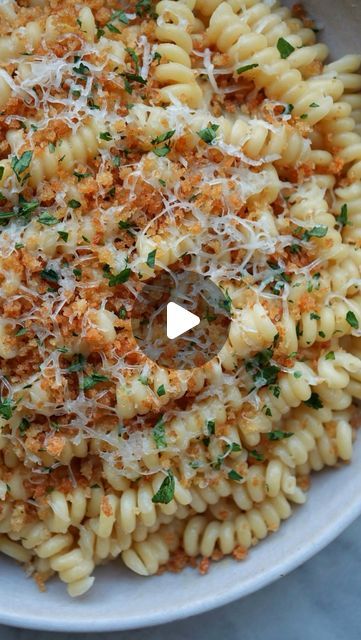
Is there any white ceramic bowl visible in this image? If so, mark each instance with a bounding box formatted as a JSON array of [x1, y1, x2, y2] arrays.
[[1, 0, 361, 631]]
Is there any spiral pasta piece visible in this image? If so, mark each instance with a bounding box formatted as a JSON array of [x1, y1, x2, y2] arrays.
[[183, 494, 292, 556], [206, 3, 335, 124], [154, 0, 203, 107]]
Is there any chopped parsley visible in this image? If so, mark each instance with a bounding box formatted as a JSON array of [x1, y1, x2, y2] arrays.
[[67, 354, 86, 373], [82, 373, 109, 390], [108, 267, 131, 287], [228, 469, 243, 481], [68, 199, 81, 209], [249, 449, 264, 461], [277, 37, 295, 59], [99, 131, 112, 141], [19, 417, 30, 435], [237, 63, 259, 74], [152, 415, 167, 449], [151, 130, 175, 145], [74, 171, 91, 181], [206, 419, 215, 435], [267, 430, 293, 441], [304, 392, 323, 409], [72, 62, 90, 76], [151, 470, 175, 504], [40, 268, 59, 283], [197, 123, 219, 144], [153, 145, 171, 157], [135, 0, 152, 16], [38, 212, 57, 226], [146, 249, 156, 268], [125, 47, 139, 72], [157, 384, 166, 397], [302, 225, 328, 241], [336, 204, 349, 227], [0, 398, 13, 420], [58, 230, 68, 242], [245, 348, 280, 389], [346, 311, 359, 330], [11, 150, 33, 182], [325, 351, 335, 360]]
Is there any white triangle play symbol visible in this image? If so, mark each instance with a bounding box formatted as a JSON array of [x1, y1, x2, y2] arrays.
[[166, 302, 200, 340]]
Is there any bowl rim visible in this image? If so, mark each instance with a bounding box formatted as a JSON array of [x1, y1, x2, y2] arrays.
[[1, 492, 361, 633]]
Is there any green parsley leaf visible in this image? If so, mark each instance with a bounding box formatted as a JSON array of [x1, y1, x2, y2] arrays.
[[58, 230, 68, 242], [99, 131, 112, 141], [206, 419, 215, 435], [310, 312, 320, 320], [125, 47, 139, 72], [110, 9, 129, 24], [67, 354, 86, 373], [293, 371, 302, 379], [153, 145, 171, 157], [151, 130, 176, 145], [277, 37, 295, 59], [245, 348, 280, 388], [157, 384, 166, 396], [151, 470, 175, 504], [73, 62, 90, 76], [82, 373, 109, 390], [135, 0, 152, 16], [284, 103, 294, 115], [48, 142, 56, 153], [237, 63, 259, 74], [106, 22, 121, 33], [0, 398, 13, 420], [152, 415, 167, 449], [197, 123, 219, 144], [346, 310, 359, 330], [267, 430, 293, 441], [11, 150, 33, 181], [325, 351, 335, 360], [249, 449, 264, 461], [226, 442, 241, 453], [310, 102, 319, 108], [108, 267, 131, 287], [138, 374, 149, 385], [336, 204, 348, 227], [146, 249, 156, 268], [38, 212, 57, 226], [15, 327, 27, 336], [68, 199, 81, 209], [304, 392, 323, 410], [228, 469, 243, 481], [40, 268, 59, 283], [19, 417, 30, 435], [302, 225, 328, 241], [74, 171, 91, 181], [0, 166, 4, 180]]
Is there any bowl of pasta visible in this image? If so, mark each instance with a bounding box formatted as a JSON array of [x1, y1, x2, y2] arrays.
[[1, 0, 361, 632]]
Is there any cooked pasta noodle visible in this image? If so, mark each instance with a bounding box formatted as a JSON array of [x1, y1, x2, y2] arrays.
[[0, 0, 359, 598]]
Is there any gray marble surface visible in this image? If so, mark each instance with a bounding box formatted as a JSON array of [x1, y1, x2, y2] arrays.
[[0, 515, 360, 640]]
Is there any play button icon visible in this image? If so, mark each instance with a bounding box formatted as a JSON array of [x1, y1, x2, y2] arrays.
[[166, 302, 200, 340], [131, 268, 231, 370]]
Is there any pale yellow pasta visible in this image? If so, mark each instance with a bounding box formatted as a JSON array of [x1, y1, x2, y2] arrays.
[[0, 0, 360, 599]]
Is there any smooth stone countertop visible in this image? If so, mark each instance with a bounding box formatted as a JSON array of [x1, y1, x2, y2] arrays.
[[0, 515, 360, 640]]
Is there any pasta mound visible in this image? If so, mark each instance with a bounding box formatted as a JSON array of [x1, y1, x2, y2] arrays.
[[0, 0, 360, 597]]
